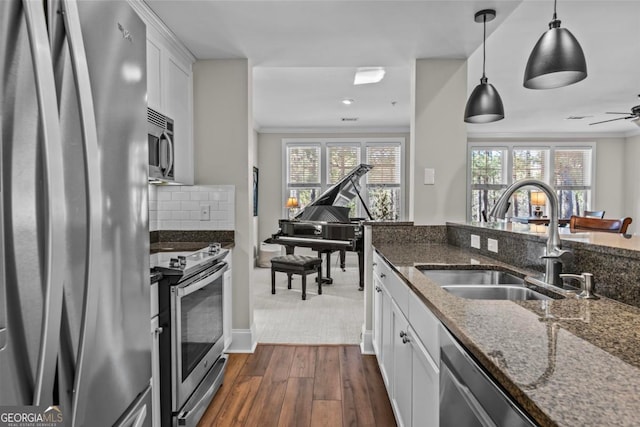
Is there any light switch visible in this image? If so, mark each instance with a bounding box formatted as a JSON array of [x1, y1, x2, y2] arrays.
[[424, 168, 435, 185]]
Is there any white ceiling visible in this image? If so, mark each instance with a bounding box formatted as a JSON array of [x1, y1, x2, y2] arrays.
[[145, 0, 640, 136]]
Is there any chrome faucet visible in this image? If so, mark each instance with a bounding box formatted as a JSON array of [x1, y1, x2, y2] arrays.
[[489, 178, 572, 287]]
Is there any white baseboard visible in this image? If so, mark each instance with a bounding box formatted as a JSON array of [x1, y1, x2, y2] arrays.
[[360, 327, 375, 355], [225, 324, 257, 353]]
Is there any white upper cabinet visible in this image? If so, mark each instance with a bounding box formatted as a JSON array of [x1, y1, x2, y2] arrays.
[[130, 1, 195, 185]]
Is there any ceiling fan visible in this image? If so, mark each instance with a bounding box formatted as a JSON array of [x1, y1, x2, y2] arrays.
[[589, 105, 640, 125]]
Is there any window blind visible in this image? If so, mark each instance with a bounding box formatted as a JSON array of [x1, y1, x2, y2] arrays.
[[554, 149, 592, 188], [366, 145, 401, 185], [287, 146, 321, 185], [327, 145, 360, 184], [512, 149, 548, 181]]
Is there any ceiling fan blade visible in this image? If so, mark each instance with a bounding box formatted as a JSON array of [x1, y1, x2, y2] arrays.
[[589, 116, 633, 125], [605, 112, 632, 115]]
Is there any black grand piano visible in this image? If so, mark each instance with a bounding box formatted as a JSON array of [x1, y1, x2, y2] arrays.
[[266, 164, 373, 290]]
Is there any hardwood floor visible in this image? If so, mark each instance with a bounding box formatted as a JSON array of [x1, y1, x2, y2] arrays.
[[198, 345, 397, 427]]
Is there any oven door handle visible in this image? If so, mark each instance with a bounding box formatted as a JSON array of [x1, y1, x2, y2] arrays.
[[177, 263, 228, 297]]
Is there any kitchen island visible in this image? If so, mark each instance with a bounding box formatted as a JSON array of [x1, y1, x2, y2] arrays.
[[374, 240, 640, 427]]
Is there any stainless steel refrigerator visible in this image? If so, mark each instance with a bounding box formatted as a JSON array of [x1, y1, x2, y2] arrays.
[[1, 1, 151, 426]]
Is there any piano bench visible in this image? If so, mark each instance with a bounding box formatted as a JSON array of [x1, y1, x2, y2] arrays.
[[270, 255, 323, 300]]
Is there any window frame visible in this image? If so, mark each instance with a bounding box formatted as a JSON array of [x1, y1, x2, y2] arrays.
[[467, 141, 597, 221], [282, 137, 405, 220]]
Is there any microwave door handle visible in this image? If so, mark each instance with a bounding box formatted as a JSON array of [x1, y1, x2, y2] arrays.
[[22, 0, 67, 406], [162, 131, 174, 178], [60, 0, 104, 425]]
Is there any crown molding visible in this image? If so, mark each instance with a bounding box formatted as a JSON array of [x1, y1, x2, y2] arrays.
[[256, 126, 410, 135], [127, 0, 196, 64], [466, 131, 629, 140]]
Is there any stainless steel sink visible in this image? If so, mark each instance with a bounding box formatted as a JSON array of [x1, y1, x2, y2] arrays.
[[420, 269, 523, 286], [419, 268, 551, 301], [441, 285, 550, 301]]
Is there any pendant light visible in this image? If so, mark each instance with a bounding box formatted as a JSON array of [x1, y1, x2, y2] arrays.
[[464, 9, 504, 124], [523, 0, 587, 89]]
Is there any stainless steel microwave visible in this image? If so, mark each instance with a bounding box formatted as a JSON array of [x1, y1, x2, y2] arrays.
[[148, 107, 175, 181]]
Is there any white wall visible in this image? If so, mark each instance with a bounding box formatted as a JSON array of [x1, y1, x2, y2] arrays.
[[410, 59, 468, 224], [256, 132, 410, 243], [193, 59, 255, 350], [625, 133, 640, 234]]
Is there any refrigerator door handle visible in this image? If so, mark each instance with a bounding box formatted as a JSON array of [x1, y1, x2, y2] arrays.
[[22, 0, 67, 406], [59, 0, 104, 424], [0, 122, 5, 352]]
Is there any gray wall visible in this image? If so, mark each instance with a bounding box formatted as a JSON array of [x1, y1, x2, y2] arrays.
[[625, 133, 640, 234], [193, 59, 255, 339], [410, 59, 468, 225]]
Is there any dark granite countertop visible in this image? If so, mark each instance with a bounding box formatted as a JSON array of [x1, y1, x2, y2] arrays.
[[150, 241, 235, 254], [374, 242, 640, 427]]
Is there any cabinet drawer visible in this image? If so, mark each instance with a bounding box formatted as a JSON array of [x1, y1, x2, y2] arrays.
[[374, 251, 409, 317], [409, 290, 440, 365]]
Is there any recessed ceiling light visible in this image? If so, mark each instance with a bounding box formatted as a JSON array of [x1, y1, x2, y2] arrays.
[[354, 67, 385, 85], [341, 117, 358, 122], [342, 98, 355, 105]]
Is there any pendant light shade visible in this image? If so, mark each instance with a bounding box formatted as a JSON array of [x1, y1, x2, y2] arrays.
[[464, 9, 504, 124], [523, 0, 587, 89]]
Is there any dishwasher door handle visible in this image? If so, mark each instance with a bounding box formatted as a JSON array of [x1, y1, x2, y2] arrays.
[[442, 362, 497, 427]]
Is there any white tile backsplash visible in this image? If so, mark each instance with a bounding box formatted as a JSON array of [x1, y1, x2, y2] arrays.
[[149, 184, 234, 232]]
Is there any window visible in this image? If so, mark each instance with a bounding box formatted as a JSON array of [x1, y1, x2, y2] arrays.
[[284, 138, 404, 220], [286, 145, 321, 208], [468, 143, 594, 221]]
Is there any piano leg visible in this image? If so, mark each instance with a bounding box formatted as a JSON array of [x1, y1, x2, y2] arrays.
[[358, 250, 364, 291], [315, 250, 333, 285], [340, 250, 346, 271], [285, 245, 295, 255]]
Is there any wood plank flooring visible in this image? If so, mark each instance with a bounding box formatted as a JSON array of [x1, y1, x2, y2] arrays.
[[198, 345, 397, 427]]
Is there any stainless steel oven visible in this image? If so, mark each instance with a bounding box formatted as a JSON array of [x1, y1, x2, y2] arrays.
[[156, 249, 228, 427], [148, 107, 174, 181]]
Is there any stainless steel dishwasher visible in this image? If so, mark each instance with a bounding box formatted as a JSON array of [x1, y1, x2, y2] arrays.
[[439, 328, 537, 427]]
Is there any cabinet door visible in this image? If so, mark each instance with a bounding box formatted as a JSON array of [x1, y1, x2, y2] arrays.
[[410, 326, 439, 427], [165, 55, 193, 185], [380, 281, 393, 390], [372, 275, 383, 356], [146, 35, 163, 111], [392, 300, 412, 427]]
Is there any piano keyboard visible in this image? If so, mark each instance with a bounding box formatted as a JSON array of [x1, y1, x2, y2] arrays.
[[276, 236, 352, 246]]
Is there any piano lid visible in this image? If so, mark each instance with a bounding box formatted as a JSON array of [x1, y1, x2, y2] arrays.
[[294, 163, 373, 222]]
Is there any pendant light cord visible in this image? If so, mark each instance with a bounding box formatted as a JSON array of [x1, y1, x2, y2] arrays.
[[482, 14, 486, 80], [553, 0, 557, 20]]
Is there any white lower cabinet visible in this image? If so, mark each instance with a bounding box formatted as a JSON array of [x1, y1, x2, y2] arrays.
[[373, 251, 440, 427]]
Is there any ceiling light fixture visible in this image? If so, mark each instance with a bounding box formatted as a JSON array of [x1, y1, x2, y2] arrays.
[[523, 0, 587, 89], [464, 9, 504, 124], [353, 67, 385, 85], [342, 98, 355, 105]]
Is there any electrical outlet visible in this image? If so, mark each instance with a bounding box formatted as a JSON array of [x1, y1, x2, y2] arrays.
[[488, 238, 498, 253], [471, 234, 480, 249], [200, 204, 210, 221]]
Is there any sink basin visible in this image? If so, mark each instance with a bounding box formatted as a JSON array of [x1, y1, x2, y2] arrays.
[[441, 285, 550, 301], [420, 269, 524, 286], [419, 268, 551, 301]]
